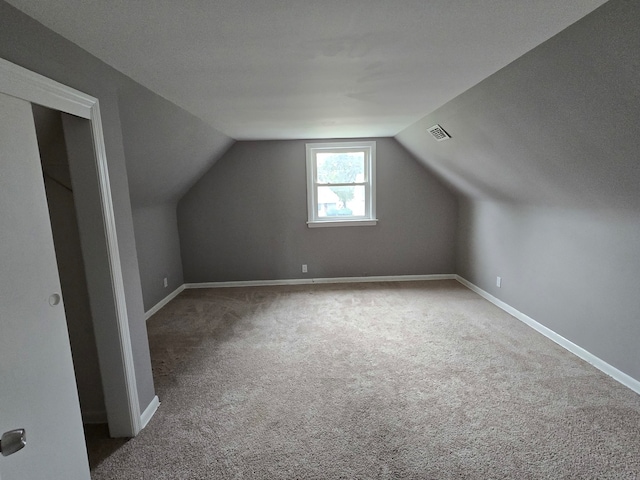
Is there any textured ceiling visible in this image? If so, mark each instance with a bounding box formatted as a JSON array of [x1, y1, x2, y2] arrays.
[[6, 0, 607, 140]]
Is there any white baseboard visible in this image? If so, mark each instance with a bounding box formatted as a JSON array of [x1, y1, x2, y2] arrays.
[[145, 285, 185, 321], [140, 395, 160, 429], [455, 275, 640, 396], [185, 274, 456, 289], [82, 409, 107, 425]]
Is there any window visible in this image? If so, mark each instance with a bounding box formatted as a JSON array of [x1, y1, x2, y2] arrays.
[[306, 141, 377, 227]]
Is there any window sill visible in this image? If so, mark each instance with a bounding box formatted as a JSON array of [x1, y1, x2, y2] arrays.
[[307, 219, 378, 228]]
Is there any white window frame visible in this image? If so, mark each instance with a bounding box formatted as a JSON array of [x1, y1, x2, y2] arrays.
[[306, 141, 377, 228]]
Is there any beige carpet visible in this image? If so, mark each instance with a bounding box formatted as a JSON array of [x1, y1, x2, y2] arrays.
[[87, 280, 640, 479]]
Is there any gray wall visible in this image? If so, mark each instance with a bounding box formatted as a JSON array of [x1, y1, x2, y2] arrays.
[[132, 204, 184, 311], [178, 137, 458, 282], [397, 0, 640, 381], [457, 201, 640, 379], [115, 81, 234, 310]]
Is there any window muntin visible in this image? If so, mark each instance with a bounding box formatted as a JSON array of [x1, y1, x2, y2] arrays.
[[306, 141, 377, 227]]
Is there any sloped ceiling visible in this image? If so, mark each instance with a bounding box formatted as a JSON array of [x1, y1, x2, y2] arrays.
[[0, 0, 237, 208], [5, 0, 606, 140], [396, 0, 640, 210], [116, 81, 234, 206]]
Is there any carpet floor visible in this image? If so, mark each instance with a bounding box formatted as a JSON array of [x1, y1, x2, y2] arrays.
[[87, 280, 640, 479]]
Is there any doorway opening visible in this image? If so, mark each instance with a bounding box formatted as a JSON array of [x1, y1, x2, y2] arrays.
[[33, 105, 107, 425]]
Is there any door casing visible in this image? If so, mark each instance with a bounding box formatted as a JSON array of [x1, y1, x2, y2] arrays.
[[0, 57, 142, 437]]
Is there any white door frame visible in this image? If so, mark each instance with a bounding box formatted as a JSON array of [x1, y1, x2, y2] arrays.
[[0, 57, 141, 436]]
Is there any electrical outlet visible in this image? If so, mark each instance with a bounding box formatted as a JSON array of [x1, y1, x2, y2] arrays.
[[496, 276, 502, 288], [302, 264, 308, 273], [163, 277, 168, 288]]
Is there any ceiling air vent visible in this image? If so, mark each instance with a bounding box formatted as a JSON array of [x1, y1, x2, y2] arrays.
[[427, 124, 451, 141]]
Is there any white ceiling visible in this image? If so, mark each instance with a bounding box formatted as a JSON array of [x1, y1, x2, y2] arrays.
[[7, 0, 607, 140]]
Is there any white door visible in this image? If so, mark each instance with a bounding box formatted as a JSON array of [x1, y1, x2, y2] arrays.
[[0, 93, 90, 479]]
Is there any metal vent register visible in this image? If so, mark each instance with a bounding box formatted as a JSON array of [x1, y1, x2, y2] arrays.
[[427, 124, 451, 141]]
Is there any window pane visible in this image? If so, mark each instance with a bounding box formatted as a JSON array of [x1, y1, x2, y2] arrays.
[[317, 185, 366, 217], [316, 152, 364, 184]]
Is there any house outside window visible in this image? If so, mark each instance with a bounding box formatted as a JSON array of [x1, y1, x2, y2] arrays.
[[305, 141, 377, 228]]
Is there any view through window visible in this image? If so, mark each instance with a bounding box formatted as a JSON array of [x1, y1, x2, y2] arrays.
[[306, 141, 376, 227]]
